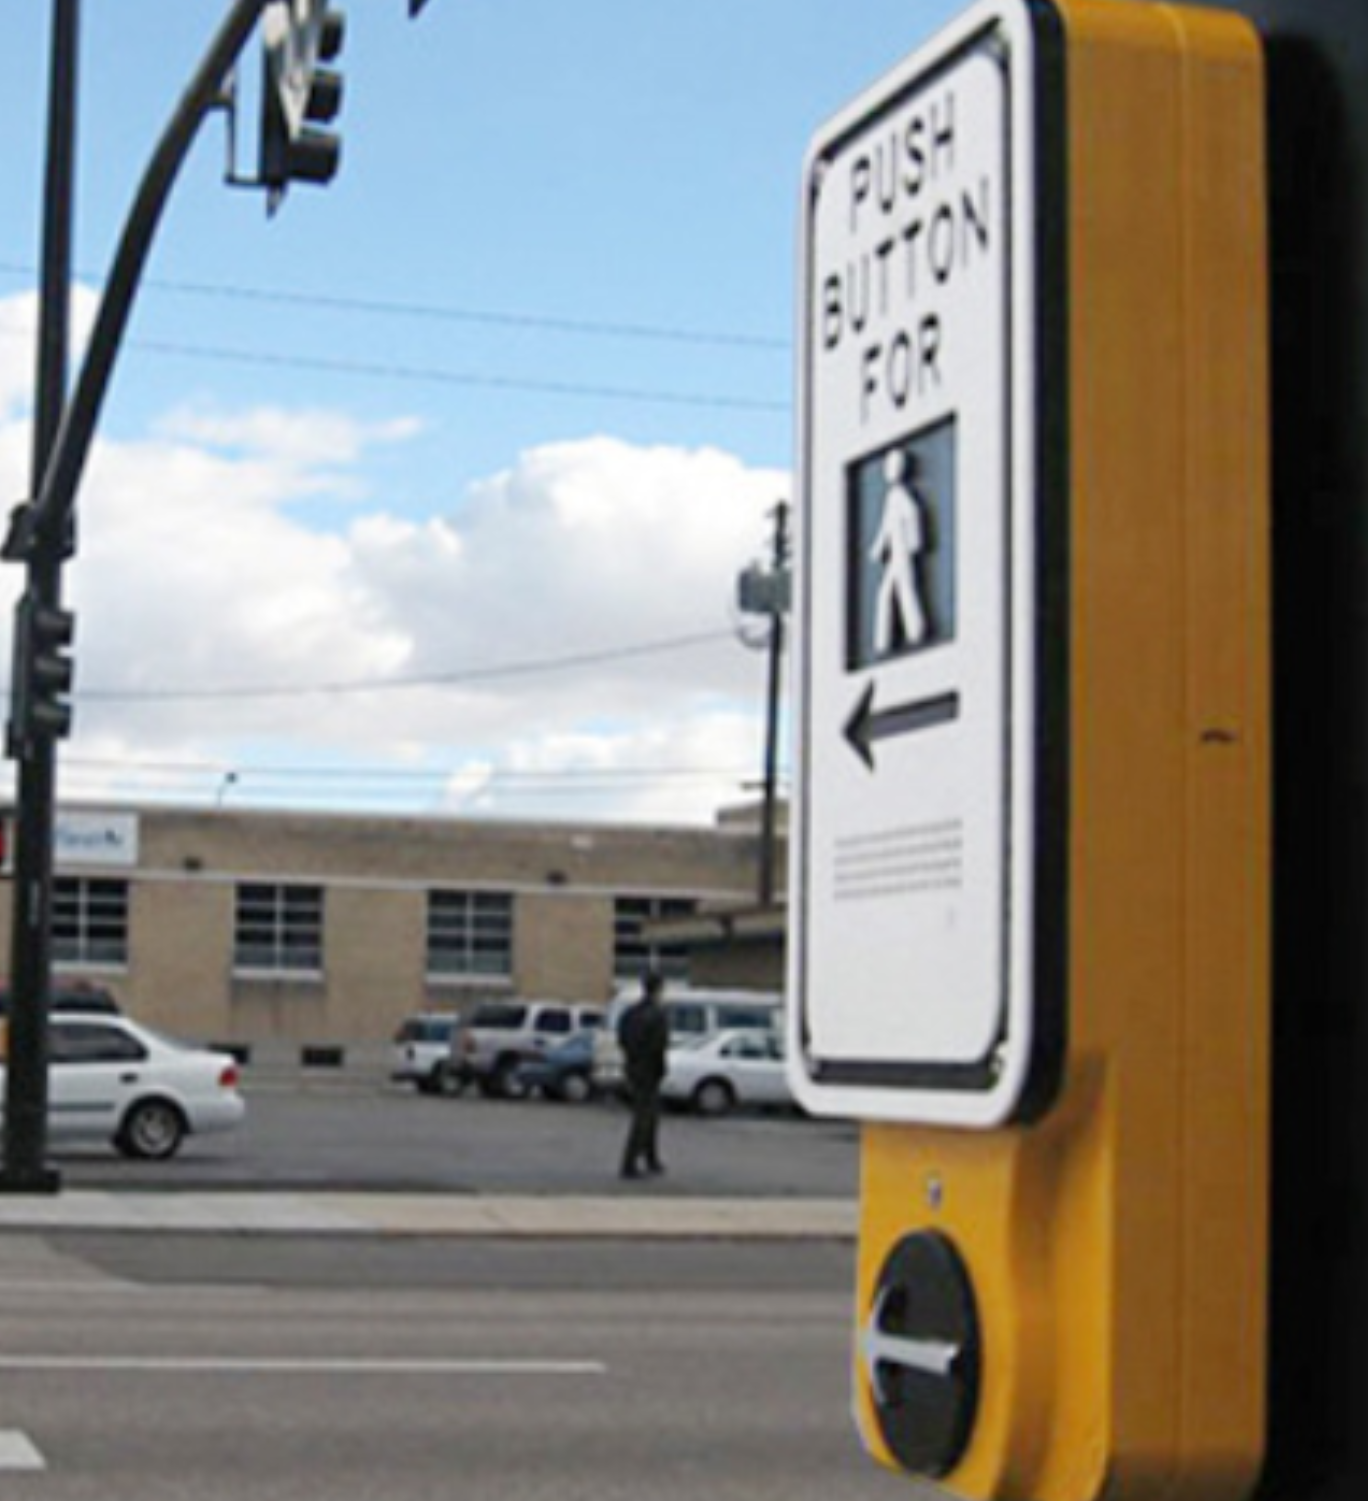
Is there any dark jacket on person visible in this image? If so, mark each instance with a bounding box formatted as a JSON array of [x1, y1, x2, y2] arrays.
[[618, 998, 670, 1090]]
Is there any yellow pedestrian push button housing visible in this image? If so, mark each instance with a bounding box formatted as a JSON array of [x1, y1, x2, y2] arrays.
[[788, 2, 1269, 1499]]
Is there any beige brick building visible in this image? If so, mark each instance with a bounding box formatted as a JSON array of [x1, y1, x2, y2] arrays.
[[0, 805, 781, 1056]]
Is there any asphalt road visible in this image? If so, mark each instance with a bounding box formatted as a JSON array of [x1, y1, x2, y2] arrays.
[[0, 1075, 898, 1498], [0, 1230, 937, 1501], [47, 1072, 863, 1198]]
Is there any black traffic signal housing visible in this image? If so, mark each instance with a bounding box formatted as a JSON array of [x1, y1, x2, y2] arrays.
[[8, 593, 75, 751], [260, 2, 347, 203]]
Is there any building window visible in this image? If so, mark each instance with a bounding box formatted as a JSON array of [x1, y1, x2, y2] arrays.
[[234, 883, 323, 974], [613, 895, 695, 982], [52, 877, 129, 967], [427, 890, 513, 978]]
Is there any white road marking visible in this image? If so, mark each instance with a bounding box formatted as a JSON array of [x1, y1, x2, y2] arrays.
[[0, 1356, 606, 1376], [0, 1431, 46, 1471]]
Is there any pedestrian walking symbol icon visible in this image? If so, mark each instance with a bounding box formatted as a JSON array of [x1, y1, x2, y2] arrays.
[[847, 423, 956, 670], [871, 450, 930, 655]]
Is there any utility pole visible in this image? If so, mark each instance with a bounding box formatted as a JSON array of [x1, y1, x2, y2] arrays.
[[737, 502, 790, 908], [758, 502, 789, 908], [2, 0, 274, 1193]]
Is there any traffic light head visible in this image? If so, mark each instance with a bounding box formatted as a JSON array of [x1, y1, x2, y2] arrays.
[[259, 1, 347, 203], [9, 595, 75, 749]]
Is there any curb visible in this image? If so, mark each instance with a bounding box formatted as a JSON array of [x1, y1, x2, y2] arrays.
[[0, 1191, 858, 1240]]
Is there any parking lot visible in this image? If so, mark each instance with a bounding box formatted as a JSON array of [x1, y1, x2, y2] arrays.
[[45, 1064, 863, 1198]]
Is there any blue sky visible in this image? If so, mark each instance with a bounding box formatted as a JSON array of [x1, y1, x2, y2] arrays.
[[0, 0, 957, 824]]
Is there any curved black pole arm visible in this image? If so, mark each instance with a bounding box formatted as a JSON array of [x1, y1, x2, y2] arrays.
[[6, 0, 270, 563]]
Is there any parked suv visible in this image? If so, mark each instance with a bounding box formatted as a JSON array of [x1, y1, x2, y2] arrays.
[[455, 1000, 604, 1098], [390, 1012, 464, 1096]]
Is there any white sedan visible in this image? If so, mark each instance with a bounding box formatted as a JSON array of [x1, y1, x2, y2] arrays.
[[1, 1014, 246, 1160], [661, 1029, 794, 1117]]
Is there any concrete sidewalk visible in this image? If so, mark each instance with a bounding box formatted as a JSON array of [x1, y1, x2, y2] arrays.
[[0, 1190, 857, 1240]]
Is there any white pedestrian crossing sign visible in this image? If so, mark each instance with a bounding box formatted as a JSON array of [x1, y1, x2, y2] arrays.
[[788, 1, 1065, 1127]]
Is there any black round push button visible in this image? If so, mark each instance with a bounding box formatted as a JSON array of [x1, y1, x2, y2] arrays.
[[864, 1231, 981, 1477]]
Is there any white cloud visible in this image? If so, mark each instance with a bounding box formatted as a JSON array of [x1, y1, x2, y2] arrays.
[[0, 292, 39, 419], [154, 405, 423, 498], [0, 292, 789, 824], [0, 283, 99, 423], [443, 708, 770, 825], [344, 434, 782, 702]]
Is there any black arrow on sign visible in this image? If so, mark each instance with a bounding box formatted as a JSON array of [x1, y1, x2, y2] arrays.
[[843, 684, 961, 770]]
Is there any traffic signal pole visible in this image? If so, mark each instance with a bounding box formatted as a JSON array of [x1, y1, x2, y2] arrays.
[[1, 0, 272, 1191], [3, 0, 433, 1189], [29, 1, 77, 499], [12, 0, 271, 560], [1, 0, 82, 1193]]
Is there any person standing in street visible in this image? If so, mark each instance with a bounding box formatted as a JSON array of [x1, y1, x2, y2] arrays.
[[618, 970, 670, 1179]]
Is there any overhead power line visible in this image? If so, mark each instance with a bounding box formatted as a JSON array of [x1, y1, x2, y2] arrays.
[[70, 628, 739, 705], [0, 260, 791, 353], [0, 319, 789, 416], [53, 755, 790, 814], [127, 334, 790, 414], [63, 756, 776, 786], [1, 259, 792, 412]]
